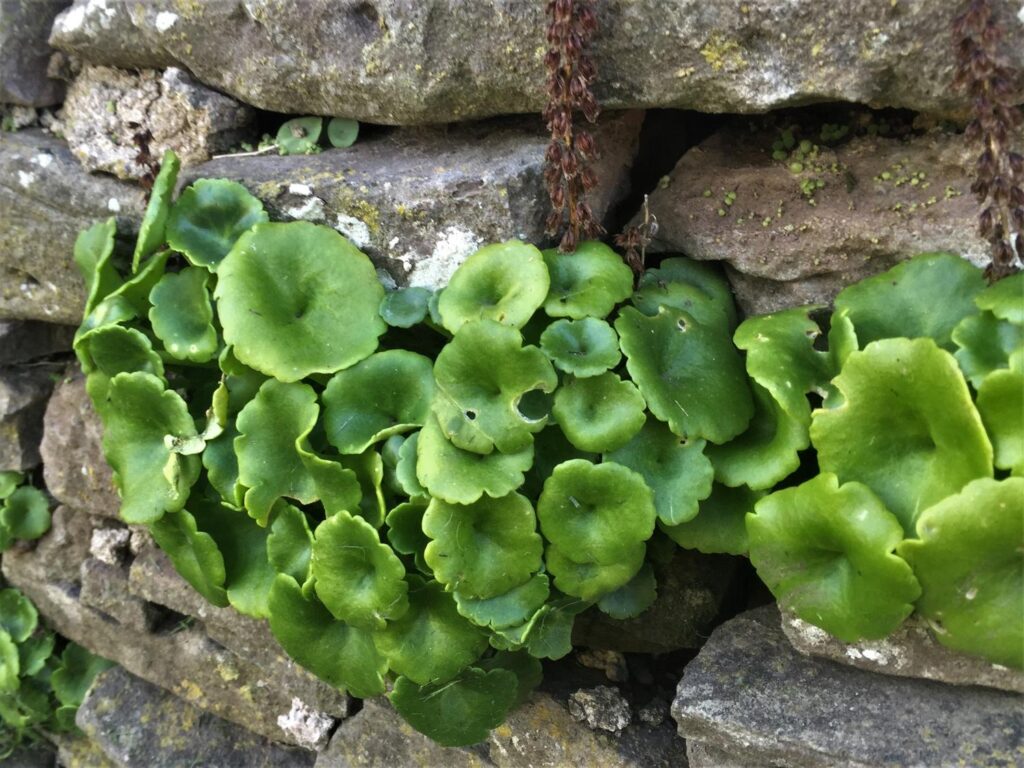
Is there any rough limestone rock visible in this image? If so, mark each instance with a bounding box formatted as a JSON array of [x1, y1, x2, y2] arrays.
[[49, 0, 176, 69], [77, 667, 316, 768], [48, 0, 1024, 123], [80, 557, 163, 633], [317, 690, 686, 768], [568, 686, 633, 734], [0, 129, 145, 324], [573, 549, 737, 654], [672, 605, 1024, 768], [30, 504, 94, 584], [184, 112, 641, 288], [0, 0, 69, 106], [60, 64, 254, 179], [0, 365, 57, 470], [40, 371, 121, 518], [0, 320, 75, 364], [1, 512, 347, 748], [781, 611, 1024, 695], [3, 742, 58, 768], [644, 123, 993, 316]]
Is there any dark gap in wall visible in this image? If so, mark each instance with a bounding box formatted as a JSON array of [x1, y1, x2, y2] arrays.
[[150, 606, 194, 636]]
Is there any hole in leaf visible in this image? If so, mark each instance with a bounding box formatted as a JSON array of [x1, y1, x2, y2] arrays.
[[517, 389, 552, 422]]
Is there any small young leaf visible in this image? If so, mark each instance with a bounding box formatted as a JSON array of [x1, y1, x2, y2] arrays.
[[395, 431, 428, 499], [327, 117, 359, 148], [390, 668, 518, 747], [976, 364, 1024, 476], [596, 562, 657, 619], [148, 267, 218, 362], [73, 217, 119, 316], [545, 542, 646, 601], [454, 573, 551, 630], [17, 631, 55, 677], [952, 311, 1023, 388], [748, 473, 920, 642], [385, 500, 431, 573], [379, 286, 432, 328], [661, 482, 763, 555], [1, 486, 51, 541], [478, 650, 543, 708], [974, 271, 1023, 324], [277, 116, 323, 155], [166, 178, 268, 271], [0, 589, 37, 643], [266, 503, 314, 586], [542, 241, 633, 319], [50, 644, 113, 707], [539, 317, 621, 377], [132, 149, 180, 272], [149, 507, 229, 606], [0, 472, 22, 501], [552, 373, 647, 453], [79, 325, 165, 403]]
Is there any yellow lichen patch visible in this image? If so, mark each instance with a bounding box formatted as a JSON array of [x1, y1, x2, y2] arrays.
[[700, 34, 747, 72], [175, 679, 205, 703], [217, 662, 240, 682]]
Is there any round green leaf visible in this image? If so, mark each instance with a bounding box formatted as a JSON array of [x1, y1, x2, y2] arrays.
[[454, 573, 551, 631], [98, 372, 200, 524], [632, 257, 737, 334], [0, 471, 22, 501], [416, 416, 534, 505], [73, 217, 119, 316], [132, 149, 179, 272], [323, 350, 435, 454], [1, 486, 50, 541], [748, 473, 920, 642], [604, 420, 712, 526], [432, 320, 557, 454], [537, 459, 656, 565], [596, 562, 657, 619], [437, 241, 549, 333], [312, 511, 408, 630], [423, 493, 543, 599], [952, 311, 1023, 388], [149, 507, 229, 606], [542, 241, 633, 319], [79, 325, 164, 403], [166, 179, 268, 271], [833, 252, 985, 351], [616, 306, 753, 444], [277, 116, 323, 155], [898, 478, 1023, 669], [539, 317, 621, 377], [522, 425, 595, 500], [376, 578, 487, 685], [477, 650, 543, 708], [0, 589, 37, 643], [215, 221, 385, 382], [18, 630, 55, 677], [661, 482, 763, 555], [268, 574, 387, 697], [385, 499, 430, 573], [196, 499, 276, 618], [976, 365, 1024, 475], [545, 542, 646, 601], [975, 272, 1023, 324], [811, 338, 993, 534], [267, 503, 314, 586], [327, 117, 359, 148], [0, 631, 18, 694], [552, 372, 646, 453], [148, 267, 218, 362], [51, 644, 113, 708], [379, 287, 432, 328], [390, 668, 518, 747]]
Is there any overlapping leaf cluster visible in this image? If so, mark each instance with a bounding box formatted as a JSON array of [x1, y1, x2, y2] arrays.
[[0, 585, 112, 758], [70, 151, 775, 745]]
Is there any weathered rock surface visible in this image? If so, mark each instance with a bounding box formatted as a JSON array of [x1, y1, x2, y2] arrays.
[[49, 0, 1024, 123], [3, 741, 58, 768], [0, 129, 144, 324], [0, 0, 69, 107], [40, 371, 120, 518], [1, 507, 347, 748], [672, 605, 1024, 768], [782, 611, 1024, 695], [573, 549, 737, 654], [318, 690, 687, 768], [184, 112, 641, 288], [0, 365, 57, 470], [80, 556, 162, 632], [60, 65, 254, 179], [644, 123, 992, 316], [77, 666, 316, 768], [49, 0, 176, 69], [0, 320, 75, 364]]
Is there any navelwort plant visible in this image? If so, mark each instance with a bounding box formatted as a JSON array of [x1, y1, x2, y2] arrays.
[[71, 149, 1022, 745]]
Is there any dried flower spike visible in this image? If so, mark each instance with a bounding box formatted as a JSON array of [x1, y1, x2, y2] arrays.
[[544, 0, 604, 252], [614, 194, 658, 280], [953, 0, 1024, 280]]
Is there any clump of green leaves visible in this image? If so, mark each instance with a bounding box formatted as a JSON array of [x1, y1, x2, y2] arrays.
[[276, 116, 360, 155]]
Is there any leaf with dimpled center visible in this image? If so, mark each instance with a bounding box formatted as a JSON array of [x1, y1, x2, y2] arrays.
[[235, 379, 360, 525], [390, 668, 519, 747], [432, 320, 557, 454], [0, 485, 50, 542], [616, 306, 753, 444], [215, 221, 385, 382], [79, 325, 165, 403], [631, 257, 737, 334], [322, 350, 435, 454], [416, 416, 534, 505], [375, 578, 487, 685], [98, 372, 200, 524], [149, 507, 228, 606], [268, 574, 387, 697], [542, 241, 633, 319], [897, 478, 1023, 669], [312, 511, 408, 630], [148, 267, 218, 362], [166, 179, 268, 271], [423, 493, 543, 599], [545, 542, 646, 600], [537, 460, 656, 565], [553, 373, 646, 453], [604, 420, 712, 526], [747, 473, 920, 642], [539, 317, 621, 377], [811, 338, 993, 534], [132, 150, 179, 272], [833, 252, 985, 351], [437, 241, 549, 333]]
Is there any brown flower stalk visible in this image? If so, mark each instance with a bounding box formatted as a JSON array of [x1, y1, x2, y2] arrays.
[[614, 194, 658, 280], [543, 0, 603, 253], [953, 0, 1023, 280]]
